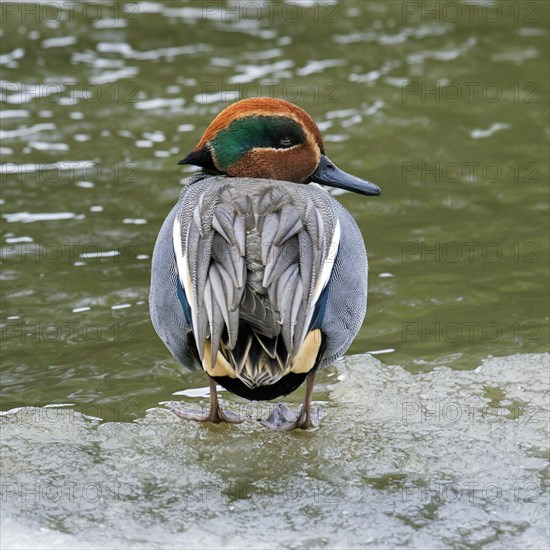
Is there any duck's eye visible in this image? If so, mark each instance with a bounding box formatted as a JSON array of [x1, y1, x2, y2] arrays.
[[279, 136, 292, 147]]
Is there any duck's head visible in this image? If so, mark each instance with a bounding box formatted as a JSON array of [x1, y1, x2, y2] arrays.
[[179, 97, 380, 196]]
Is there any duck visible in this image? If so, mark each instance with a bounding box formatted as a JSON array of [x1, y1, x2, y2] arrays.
[[149, 97, 380, 430]]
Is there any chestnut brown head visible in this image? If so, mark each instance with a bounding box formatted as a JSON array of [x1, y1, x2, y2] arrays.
[[179, 97, 380, 195]]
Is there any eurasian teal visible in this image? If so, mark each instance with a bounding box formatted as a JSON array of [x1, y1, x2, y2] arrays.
[[150, 98, 380, 430]]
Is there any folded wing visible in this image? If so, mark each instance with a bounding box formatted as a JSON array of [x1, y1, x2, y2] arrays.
[[173, 179, 339, 388]]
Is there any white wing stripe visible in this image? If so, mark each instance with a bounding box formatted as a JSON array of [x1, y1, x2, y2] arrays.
[[173, 215, 202, 357], [301, 218, 340, 343]]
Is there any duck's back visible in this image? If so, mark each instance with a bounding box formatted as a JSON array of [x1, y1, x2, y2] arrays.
[[150, 174, 367, 400]]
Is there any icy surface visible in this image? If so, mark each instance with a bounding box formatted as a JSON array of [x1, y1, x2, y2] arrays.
[[1, 353, 548, 549]]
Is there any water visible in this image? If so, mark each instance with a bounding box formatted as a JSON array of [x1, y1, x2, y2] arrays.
[[1, 1, 549, 548]]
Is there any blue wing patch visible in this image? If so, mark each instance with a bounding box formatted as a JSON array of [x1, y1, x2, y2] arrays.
[[308, 281, 330, 332], [174, 256, 192, 325]]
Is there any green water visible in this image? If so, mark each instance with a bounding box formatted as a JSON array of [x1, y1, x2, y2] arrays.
[[1, 1, 549, 548]]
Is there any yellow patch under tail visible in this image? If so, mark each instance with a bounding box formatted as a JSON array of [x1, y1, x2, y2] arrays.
[[290, 329, 322, 374]]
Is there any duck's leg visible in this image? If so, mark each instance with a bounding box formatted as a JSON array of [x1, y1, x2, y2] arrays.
[[172, 376, 244, 424], [261, 373, 318, 431]]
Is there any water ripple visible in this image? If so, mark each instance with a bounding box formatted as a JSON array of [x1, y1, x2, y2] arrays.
[[0, 123, 55, 140], [96, 42, 211, 60], [470, 123, 510, 139], [41, 36, 77, 49], [229, 60, 293, 84], [28, 141, 70, 152], [3, 212, 81, 223], [0, 109, 30, 119], [134, 98, 184, 111], [408, 37, 477, 64], [0, 48, 25, 66], [94, 67, 139, 85], [297, 59, 346, 76]]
